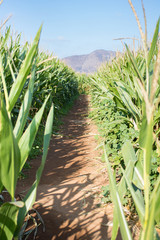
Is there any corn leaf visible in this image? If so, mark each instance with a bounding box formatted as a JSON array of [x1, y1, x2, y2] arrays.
[[18, 95, 49, 171], [0, 54, 9, 110], [122, 141, 137, 166], [118, 175, 127, 201], [104, 146, 132, 240], [122, 142, 144, 189], [139, 116, 147, 148], [0, 202, 23, 240], [155, 190, 160, 225], [14, 61, 36, 141], [125, 44, 144, 84], [0, 26, 10, 50], [118, 142, 136, 201], [16, 104, 54, 236], [132, 77, 143, 100], [148, 18, 160, 67], [113, 97, 128, 114], [111, 208, 119, 240], [118, 144, 143, 205], [117, 82, 140, 120], [132, 160, 144, 190], [8, 25, 42, 112], [8, 60, 16, 83], [143, 188, 157, 240], [36, 104, 54, 180], [122, 168, 145, 223], [150, 175, 160, 224], [140, 117, 153, 174], [0, 94, 20, 199]]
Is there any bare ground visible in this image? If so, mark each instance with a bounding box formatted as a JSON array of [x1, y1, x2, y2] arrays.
[[16, 94, 122, 240]]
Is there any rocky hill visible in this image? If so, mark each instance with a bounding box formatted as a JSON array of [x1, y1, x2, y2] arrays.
[[62, 49, 116, 74]]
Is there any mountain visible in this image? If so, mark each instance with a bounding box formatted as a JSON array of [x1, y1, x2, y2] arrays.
[[62, 49, 116, 74]]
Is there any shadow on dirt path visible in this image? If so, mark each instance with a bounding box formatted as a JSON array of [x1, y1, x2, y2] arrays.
[[16, 95, 122, 240]]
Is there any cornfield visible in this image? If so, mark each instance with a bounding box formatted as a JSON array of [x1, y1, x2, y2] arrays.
[[0, 23, 78, 239], [88, 1, 160, 239], [0, 0, 160, 239]]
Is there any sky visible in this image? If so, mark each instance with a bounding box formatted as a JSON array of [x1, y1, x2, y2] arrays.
[[0, 0, 159, 58]]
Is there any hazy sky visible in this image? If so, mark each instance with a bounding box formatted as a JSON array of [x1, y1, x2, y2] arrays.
[[0, 0, 159, 58]]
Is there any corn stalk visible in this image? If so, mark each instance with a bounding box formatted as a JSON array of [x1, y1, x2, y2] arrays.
[[0, 26, 54, 239], [103, 1, 160, 239]]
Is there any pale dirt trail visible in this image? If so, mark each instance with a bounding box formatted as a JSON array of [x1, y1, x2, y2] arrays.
[[16, 95, 122, 240]]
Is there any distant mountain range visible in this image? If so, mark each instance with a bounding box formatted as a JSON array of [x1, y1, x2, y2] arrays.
[[62, 49, 116, 74]]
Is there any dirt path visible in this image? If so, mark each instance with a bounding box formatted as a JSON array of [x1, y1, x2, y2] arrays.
[[16, 95, 121, 240]]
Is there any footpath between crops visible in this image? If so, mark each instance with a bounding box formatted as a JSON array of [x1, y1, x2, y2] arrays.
[[16, 94, 122, 240]]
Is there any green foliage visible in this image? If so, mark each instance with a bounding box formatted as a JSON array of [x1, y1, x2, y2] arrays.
[[0, 25, 54, 239], [88, 1, 160, 239], [101, 185, 112, 203], [0, 18, 79, 238], [89, 91, 138, 166], [0, 202, 24, 240], [76, 73, 90, 94], [0, 25, 79, 156]]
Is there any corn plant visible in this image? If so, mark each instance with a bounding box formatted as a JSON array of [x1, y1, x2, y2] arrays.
[[0, 25, 78, 126], [104, 1, 160, 239], [76, 73, 90, 94], [34, 53, 78, 119], [0, 24, 79, 160], [91, 48, 147, 132], [0, 25, 54, 239]]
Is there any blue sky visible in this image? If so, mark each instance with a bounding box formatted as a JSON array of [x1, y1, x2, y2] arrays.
[[0, 0, 159, 58]]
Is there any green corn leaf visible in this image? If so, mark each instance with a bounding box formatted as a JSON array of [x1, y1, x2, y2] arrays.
[[118, 141, 137, 201], [150, 175, 160, 224], [36, 104, 54, 180], [139, 116, 147, 148], [0, 202, 23, 240], [122, 142, 144, 189], [118, 144, 142, 203], [132, 76, 143, 100], [8, 25, 42, 112], [109, 84, 122, 101], [125, 44, 144, 84], [0, 26, 10, 50], [148, 18, 160, 67], [8, 60, 16, 83], [140, 116, 153, 174], [0, 94, 20, 199], [122, 168, 145, 223], [132, 160, 144, 190], [154, 107, 160, 124], [18, 95, 49, 171], [122, 141, 137, 166], [116, 82, 140, 120], [104, 146, 132, 240], [118, 160, 137, 203], [15, 104, 54, 236], [118, 162, 144, 205], [0, 54, 9, 110], [113, 97, 128, 114], [90, 76, 109, 94], [142, 182, 158, 240], [139, 59, 146, 78], [154, 190, 160, 225], [119, 141, 143, 208], [111, 207, 119, 240], [122, 68, 134, 91], [118, 175, 127, 201], [14, 61, 36, 141]]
